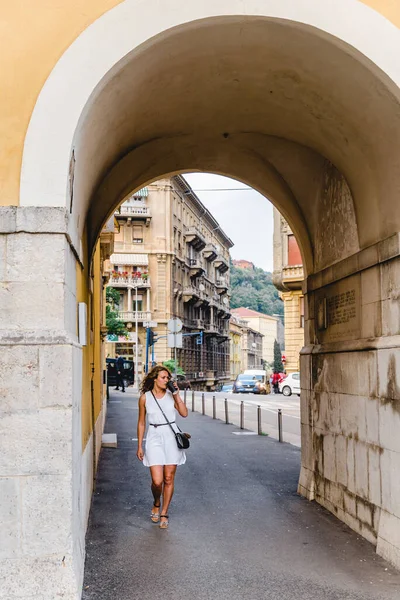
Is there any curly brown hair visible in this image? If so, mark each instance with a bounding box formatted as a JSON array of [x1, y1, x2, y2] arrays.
[[141, 365, 171, 393]]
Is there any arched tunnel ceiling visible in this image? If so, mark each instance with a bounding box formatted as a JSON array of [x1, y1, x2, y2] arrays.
[[72, 16, 400, 270]]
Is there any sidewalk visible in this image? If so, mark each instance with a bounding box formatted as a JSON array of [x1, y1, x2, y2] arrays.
[[82, 389, 400, 600]]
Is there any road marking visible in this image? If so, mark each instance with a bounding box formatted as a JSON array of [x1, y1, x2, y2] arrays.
[[232, 431, 257, 436]]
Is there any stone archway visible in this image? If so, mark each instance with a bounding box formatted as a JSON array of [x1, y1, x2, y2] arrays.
[[3, 2, 400, 598]]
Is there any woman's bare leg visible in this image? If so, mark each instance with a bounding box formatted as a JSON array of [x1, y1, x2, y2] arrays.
[[149, 465, 163, 517], [160, 465, 177, 525]]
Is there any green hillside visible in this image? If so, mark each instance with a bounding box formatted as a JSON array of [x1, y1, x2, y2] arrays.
[[230, 262, 283, 317]]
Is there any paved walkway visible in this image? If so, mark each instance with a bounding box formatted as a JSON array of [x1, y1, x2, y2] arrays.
[[82, 390, 400, 600]]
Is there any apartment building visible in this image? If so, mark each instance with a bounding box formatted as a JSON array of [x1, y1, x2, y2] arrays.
[[272, 209, 304, 373], [231, 307, 278, 367], [106, 176, 233, 389], [229, 314, 264, 379]]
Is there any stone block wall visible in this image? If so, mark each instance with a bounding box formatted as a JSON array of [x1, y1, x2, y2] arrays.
[[299, 237, 400, 568], [0, 208, 84, 599]]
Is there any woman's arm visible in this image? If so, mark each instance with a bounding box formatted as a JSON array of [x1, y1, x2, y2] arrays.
[[136, 394, 146, 460], [172, 386, 188, 418]]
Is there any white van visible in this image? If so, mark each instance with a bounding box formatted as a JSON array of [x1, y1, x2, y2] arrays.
[[244, 369, 267, 383], [243, 369, 270, 393]]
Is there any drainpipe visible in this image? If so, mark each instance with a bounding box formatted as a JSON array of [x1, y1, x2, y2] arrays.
[[90, 363, 96, 489]]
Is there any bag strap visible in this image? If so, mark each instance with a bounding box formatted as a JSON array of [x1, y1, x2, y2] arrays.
[[150, 390, 183, 434]]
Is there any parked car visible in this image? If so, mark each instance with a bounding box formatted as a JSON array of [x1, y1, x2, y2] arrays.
[[279, 372, 300, 396], [244, 369, 270, 394], [106, 357, 135, 389], [220, 383, 233, 394], [233, 373, 267, 394]]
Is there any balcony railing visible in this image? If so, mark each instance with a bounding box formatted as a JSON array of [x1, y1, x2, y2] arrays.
[[187, 257, 205, 278], [203, 243, 218, 261], [110, 275, 151, 287], [282, 264, 304, 280], [117, 205, 151, 217], [216, 278, 229, 294], [118, 311, 152, 322], [184, 226, 206, 251], [182, 286, 200, 302], [116, 204, 152, 225], [214, 255, 229, 273]]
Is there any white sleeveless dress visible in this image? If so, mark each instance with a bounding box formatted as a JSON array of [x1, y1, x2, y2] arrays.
[[143, 390, 186, 467]]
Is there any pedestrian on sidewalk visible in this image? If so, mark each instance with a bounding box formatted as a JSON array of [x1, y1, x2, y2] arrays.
[[136, 365, 188, 529], [272, 371, 280, 394], [115, 354, 125, 392]]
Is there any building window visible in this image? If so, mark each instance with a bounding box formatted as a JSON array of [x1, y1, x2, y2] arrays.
[[133, 225, 143, 243], [288, 234, 302, 266], [299, 296, 305, 328]]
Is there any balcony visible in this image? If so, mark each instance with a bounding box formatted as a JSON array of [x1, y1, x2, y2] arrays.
[[110, 275, 151, 288], [118, 311, 152, 323], [184, 226, 206, 251], [182, 286, 200, 303], [187, 257, 205, 278], [204, 322, 219, 335], [282, 264, 304, 290], [116, 204, 151, 226], [215, 278, 229, 294], [203, 243, 218, 261], [273, 264, 304, 291], [193, 318, 205, 330], [214, 255, 229, 273]]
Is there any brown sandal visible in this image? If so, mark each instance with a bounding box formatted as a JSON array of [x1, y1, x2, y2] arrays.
[[159, 514, 169, 529], [151, 502, 161, 523]]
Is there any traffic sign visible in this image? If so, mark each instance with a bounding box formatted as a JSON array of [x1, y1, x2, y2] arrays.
[[167, 332, 183, 348], [143, 321, 158, 328], [167, 317, 183, 333]]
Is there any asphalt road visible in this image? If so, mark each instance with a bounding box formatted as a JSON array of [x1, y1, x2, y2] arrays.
[[82, 390, 400, 600], [188, 391, 301, 446]]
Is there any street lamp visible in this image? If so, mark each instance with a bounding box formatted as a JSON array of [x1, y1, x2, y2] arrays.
[[126, 282, 139, 392]]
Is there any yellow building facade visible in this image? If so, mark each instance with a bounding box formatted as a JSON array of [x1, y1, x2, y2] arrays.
[[2, 2, 400, 596], [273, 209, 305, 373]]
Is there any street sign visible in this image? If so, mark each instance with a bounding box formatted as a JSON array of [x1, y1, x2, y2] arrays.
[[143, 321, 158, 328], [167, 332, 183, 348], [167, 317, 183, 333]]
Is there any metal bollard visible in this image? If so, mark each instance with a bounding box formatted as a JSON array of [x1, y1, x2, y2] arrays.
[[257, 405, 262, 435], [184, 389, 187, 405], [212, 395, 216, 419], [202, 392, 205, 415], [240, 401, 244, 430], [192, 390, 195, 412], [224, 398, 229, 424], [278, 408, 283, 442]]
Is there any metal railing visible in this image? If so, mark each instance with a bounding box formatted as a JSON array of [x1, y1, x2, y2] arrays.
[[182, 392, 299, 446], [118, 311, 152, 322], [110, 276, 150, 287]]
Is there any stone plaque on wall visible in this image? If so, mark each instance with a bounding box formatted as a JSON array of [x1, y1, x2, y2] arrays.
[[315, 274, 360, 343]]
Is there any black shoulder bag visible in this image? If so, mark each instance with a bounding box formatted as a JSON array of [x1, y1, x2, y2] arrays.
[[151, 391, 190, 450]]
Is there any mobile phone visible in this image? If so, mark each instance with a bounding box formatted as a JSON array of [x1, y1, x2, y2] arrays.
[[167, 380, 177, 394]]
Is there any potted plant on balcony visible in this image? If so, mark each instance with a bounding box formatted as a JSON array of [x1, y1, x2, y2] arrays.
[[141, 272, 148, 280]]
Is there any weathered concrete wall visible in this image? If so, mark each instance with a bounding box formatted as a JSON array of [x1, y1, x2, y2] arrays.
[[314, 162, 359, 272], [299, 233, 400, 568]]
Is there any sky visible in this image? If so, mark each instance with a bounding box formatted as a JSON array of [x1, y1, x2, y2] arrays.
[[184, 173, 274, 272]]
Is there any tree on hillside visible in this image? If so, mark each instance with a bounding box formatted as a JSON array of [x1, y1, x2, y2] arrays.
[[230, 262, 284, 318], [273, 339, 284, 373]]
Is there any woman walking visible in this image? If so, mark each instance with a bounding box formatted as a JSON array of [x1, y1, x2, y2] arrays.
[[136, 365, 188, 529]]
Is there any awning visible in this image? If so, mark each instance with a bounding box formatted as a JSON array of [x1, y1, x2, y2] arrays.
[[110, 253, 149, 266]]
